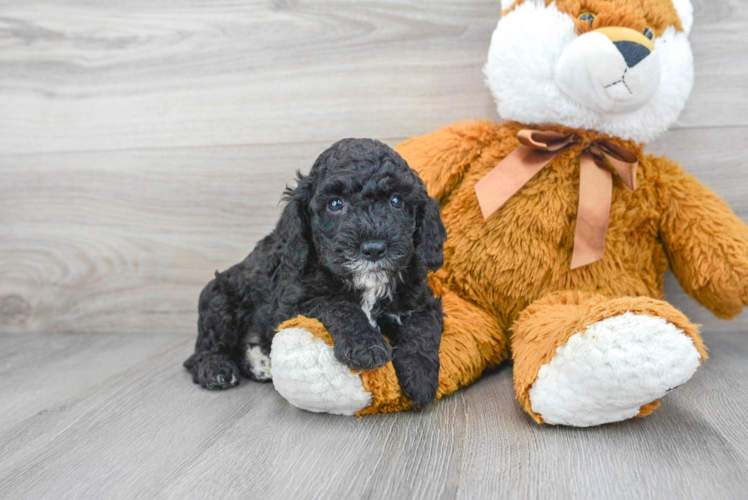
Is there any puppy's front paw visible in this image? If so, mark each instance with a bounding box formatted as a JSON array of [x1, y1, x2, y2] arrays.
[[334, 332, 392, 371], [394, 359, 439, 409], [194, 353, 240, 390]]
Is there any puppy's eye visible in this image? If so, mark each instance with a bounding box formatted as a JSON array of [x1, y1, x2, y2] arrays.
[[328, 198, 345, 212], [578, 12, 596, 27], [390, 196, 404, 209], [643, 26, 654, 40]]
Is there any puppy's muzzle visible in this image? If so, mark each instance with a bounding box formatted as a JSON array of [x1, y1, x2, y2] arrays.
[[361, 240, 387, 262]]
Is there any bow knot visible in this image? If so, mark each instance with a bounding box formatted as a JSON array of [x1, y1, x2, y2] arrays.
[[474, 129, 639, 269]]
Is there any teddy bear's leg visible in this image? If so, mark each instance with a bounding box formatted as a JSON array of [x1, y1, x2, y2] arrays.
[[512, 292, 708, 427], [270, 291, 508, 415], [269, 316, 373, 415]]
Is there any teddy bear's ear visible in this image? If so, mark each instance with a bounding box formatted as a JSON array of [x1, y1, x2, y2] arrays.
[[672, 0, 694, 36]]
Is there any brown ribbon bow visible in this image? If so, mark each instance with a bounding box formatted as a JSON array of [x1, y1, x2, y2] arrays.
[[474, 129, 639, 270]]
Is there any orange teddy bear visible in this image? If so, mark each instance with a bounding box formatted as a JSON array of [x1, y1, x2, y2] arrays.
[[269, 0, 748, 426]]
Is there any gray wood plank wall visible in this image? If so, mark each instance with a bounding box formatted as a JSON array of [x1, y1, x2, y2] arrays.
[[1, 0, 746, 338]]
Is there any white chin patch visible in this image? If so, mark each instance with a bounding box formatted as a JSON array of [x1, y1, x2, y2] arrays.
[[528, 313, 701, 427], [555, 32, 661, 114], [246, 345, 272, 381], [346, 259, 391, 290], [271, 327, 372, 416], [353, 270, 390, 290], [351, 269, 393, 328]]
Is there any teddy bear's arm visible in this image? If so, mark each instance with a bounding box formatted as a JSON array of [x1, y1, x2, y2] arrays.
[[657, 157, 748, 320], [396, 120, 499, 202]]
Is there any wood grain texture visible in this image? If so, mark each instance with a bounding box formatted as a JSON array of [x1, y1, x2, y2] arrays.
[[1, 126, 746, 335], [0, 331, 746, 500], [1, 0, 747, 334], [0, 141, 337, 333], [0, 0, 746, 156], [0, 0, 501, 155]]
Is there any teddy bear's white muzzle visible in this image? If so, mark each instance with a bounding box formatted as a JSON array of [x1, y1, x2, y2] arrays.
[[555, 30, 661, 115]]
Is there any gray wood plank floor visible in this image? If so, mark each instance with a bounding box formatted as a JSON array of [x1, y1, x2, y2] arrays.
[[2, 0, 748, 498], [0, 331, 746, 500]]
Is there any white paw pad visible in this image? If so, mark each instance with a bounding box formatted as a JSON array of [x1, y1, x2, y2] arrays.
[[246, 345, 272, 381], [270, 328, 372, 416], [529, 312, 701, 427]]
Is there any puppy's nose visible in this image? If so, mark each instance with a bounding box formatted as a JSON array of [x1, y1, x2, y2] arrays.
[[361, 241, 387, 262]]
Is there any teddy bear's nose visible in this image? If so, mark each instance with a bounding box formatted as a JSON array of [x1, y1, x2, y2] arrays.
[[613, 41, 651, 68], [593, 26, 655, 68]]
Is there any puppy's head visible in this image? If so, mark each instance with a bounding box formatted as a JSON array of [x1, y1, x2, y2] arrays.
[[280, 139, 446, 289]]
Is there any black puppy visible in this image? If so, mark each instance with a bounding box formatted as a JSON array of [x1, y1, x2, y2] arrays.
[[184, 138, 446, 407]]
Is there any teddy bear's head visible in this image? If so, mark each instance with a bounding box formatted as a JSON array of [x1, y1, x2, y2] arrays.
[[485, 0, 694, 143]]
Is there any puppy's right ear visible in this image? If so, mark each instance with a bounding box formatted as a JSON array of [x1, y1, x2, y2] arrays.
[[277, 173, 314, 276], [415, 195, 447, 272]]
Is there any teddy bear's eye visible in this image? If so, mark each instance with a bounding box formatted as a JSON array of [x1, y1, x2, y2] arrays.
[[390, 196, 404, 209], [578, 12, 596, 27], [643, 27, 654, 40]]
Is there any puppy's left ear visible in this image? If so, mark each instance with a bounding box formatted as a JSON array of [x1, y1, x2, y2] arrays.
[[415, 196, 447, 272], [277, 173, 314, 277]]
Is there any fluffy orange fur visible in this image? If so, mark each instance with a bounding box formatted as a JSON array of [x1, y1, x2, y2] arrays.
[[280, 119, 748, 420], [507, 0, 683, 36]]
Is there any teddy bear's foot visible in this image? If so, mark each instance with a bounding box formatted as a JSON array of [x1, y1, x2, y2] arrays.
[[271, 290, 511, 415], [513, 293, 708, 427], [271, 316, 418, 415], [529, 312, 701, 426], [271, 318, 372, 415]]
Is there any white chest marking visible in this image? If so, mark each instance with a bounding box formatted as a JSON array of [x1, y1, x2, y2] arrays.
[[360, 285, 391, 328], [350, 269, 393, 328]]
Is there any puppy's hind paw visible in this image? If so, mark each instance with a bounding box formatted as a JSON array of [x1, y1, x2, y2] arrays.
[[193, 353, 240, 390], [404, 386, 437, 410], [396, 366, 438, 409], [240, 345, 273, 383]]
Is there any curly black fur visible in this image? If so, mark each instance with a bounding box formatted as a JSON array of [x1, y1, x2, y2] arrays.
[[184, 138, 447, 408]]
